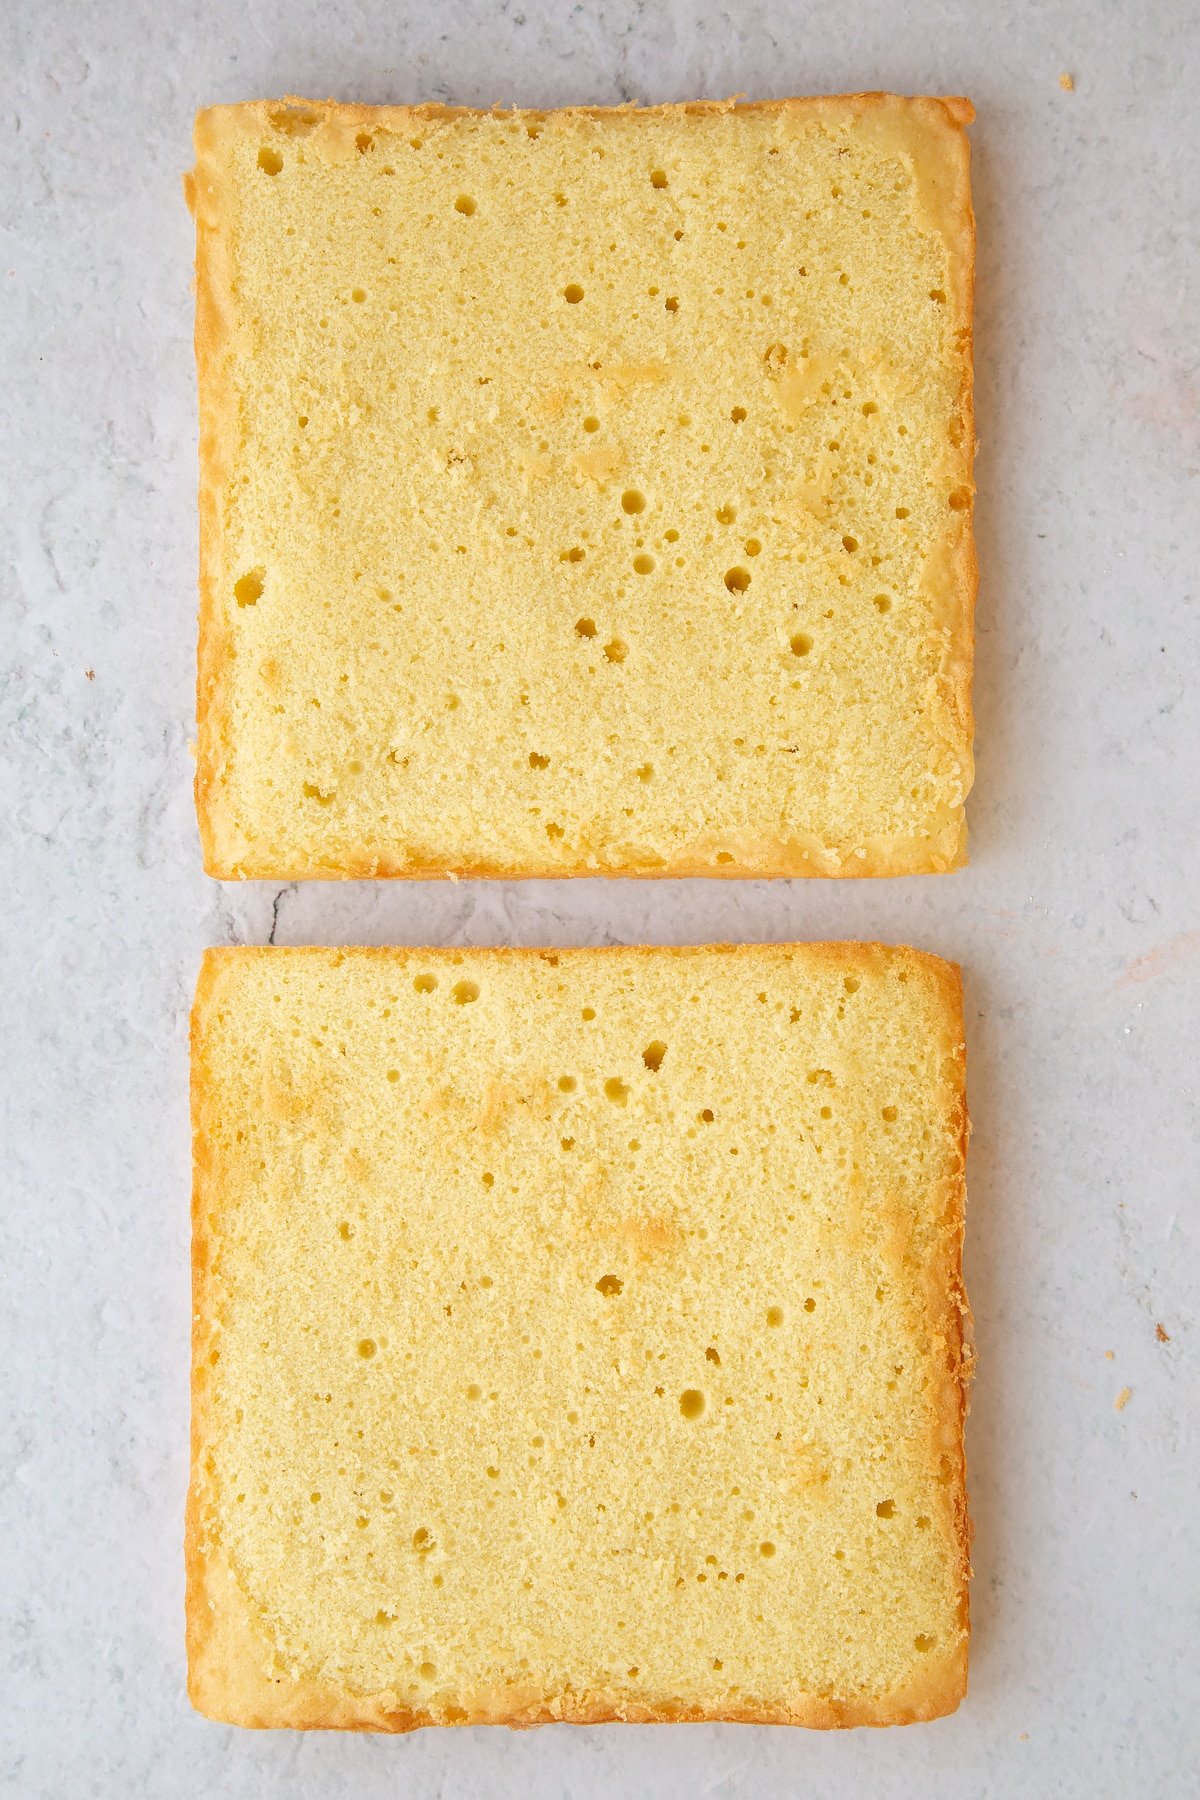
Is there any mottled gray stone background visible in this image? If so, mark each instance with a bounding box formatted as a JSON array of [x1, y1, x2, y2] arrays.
[[2, 0, 1197, 1793]]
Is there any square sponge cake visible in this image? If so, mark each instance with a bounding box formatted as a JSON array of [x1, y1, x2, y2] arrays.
[[188, 944, 971, 1728], [187, 96, 975, 879]]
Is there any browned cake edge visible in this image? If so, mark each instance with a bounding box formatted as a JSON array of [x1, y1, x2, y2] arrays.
[[185, 95, 976, 882], [186, 942, 972, 1730]]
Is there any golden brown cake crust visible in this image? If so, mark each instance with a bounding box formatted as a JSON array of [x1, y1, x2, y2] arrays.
[[188, 110, 241, 879], [188, 96, 976, 881], [188, 942, 971, 1730]]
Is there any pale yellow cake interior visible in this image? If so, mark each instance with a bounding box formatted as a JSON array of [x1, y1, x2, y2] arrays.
[[192, 97, 975, 877], [190, 945, 970, 1724]]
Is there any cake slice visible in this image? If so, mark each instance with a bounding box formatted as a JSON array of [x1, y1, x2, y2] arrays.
[[188, 943, 971, 1728], [187, 95, 975, 879]]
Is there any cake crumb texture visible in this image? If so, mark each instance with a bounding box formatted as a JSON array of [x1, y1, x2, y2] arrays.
[[190, 95, 976, 879], [188, 943, 971, 1729]]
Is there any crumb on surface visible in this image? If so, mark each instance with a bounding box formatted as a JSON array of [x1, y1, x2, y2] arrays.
[[1155, 1322, 1170, 1343], [1104, 1349, 1114, 1360], [85, 668, 95, 680], [1114, 1386, 1132, 1412], [1059, 71, 1074, 91]]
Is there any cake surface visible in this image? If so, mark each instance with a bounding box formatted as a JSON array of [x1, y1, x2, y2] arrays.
[[188, 943, 971, 1729], [188, 95, 975, 879]]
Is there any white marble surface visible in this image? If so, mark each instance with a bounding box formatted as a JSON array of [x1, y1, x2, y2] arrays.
[[3, 0, 1198, 1793]]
